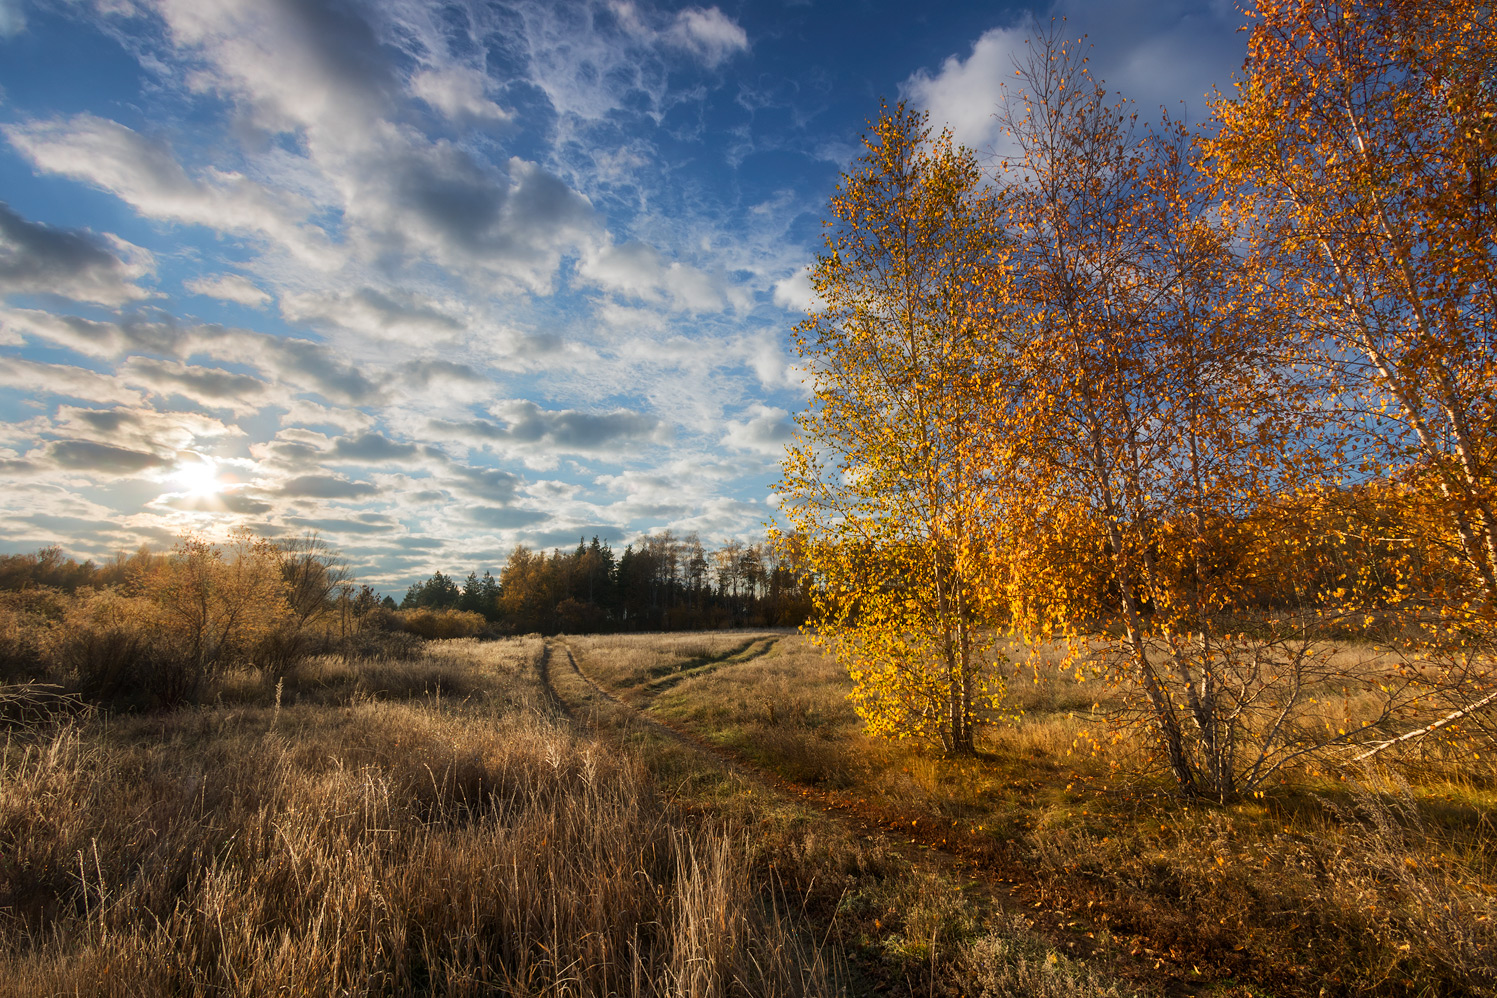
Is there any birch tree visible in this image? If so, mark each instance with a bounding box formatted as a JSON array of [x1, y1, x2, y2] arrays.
[[1208, 0, 1497, 757], [989, 29, 1402, 799], [779, 102, 1007, 753]]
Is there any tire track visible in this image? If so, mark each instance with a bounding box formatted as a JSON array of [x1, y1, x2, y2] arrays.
[[535, 641, 579, 724], [640, 636, 780, 696], [545, 639, 767, 787], [540, 637, 1254, 998]]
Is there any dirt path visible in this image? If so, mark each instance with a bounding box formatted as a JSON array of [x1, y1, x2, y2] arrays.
[[536, 638, 1249, 998]]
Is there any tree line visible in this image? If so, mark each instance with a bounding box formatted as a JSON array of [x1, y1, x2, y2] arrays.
[[396, 533, 811, 634], [782, 2, 1497, 798]]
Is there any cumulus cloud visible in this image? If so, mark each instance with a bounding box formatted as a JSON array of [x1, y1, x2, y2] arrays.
[[160, 490, 274, 515], [0, 307, 179, 358], [0, 0, 802, 572], [441, 462, 523, 503], [410, 66, 509, 122], [903, 24, 1030, 157], [5, 301, 405, 414], [285, 512, 397, 535], [142, 0, 598, 294], [279, 399, 375, 433], [327, 431, 423, 464], [278, 473, 380, 499], [154, 0, 395, 138], [395, 358, 488, 390], [334, 131, 598, 292], [0, 358, 143, 406], [185, 273, 271, 307], [44, 405, 241, 462], [431, 399, 666, 468], [232, 332, 383, 404], [770, 267, 817, 313], [4, 114, 333, 265], [119, 357, 273, 413], [280, 286, 466, 342], [46, 439, 168, 475], [579, 240, 725, 313], [0, 202, 154, 305], [468, 504, 550, 529], [720, 404, 795, 455], [665, 7, 749, 68], [741, 327, 806, 393]]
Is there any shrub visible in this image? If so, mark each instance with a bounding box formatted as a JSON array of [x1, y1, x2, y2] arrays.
[[52, 589, 203, 711], [398, 608, 489, 640], [0, 590, 61, 683]]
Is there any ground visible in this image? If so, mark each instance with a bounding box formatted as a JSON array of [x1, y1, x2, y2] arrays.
[[1, 631, 1493, 996]]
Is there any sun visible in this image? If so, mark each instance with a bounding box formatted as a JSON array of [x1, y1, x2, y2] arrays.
[[170, 457, 222, 498]]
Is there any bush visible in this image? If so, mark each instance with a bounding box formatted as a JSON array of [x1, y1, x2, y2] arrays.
[[0, 589, 73, 683], [0, 681, 84, 727], [339, 628, 425, 663], [53, 590, 204, 711], [398, 608, 489, 640]]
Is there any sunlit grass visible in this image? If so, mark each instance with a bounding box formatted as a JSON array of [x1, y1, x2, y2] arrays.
[[572, 630, 1497, 997]]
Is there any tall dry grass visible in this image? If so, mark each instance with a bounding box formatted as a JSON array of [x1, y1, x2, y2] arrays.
[[599, 632, 1497, 996], [0, 638, 835, 997]]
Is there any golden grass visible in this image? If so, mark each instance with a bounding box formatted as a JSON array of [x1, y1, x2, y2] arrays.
[[7, 624, 1491, 996], [0, 638, 834, 997], [573, 631, 1497, 997]]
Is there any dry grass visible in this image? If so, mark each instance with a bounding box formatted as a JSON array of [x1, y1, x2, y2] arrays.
[[0, 638, 835, 997], [575, 631, 1497, 997], [568, 635, 1148, 996], [566, 632, 782, 695], [9, 624, 1488, 996]]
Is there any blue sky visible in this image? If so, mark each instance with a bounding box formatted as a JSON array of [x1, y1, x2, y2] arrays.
[[0, 0, 1247, 590]]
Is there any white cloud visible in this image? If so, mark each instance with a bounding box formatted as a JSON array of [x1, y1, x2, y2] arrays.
[[721, 404, 794, 455], [905, 3, 1243, 162], [185, 273, 271, 307], [140, 0, 597, 294], [1051, 0, 1243, 119], [579, 240, 725, 313], [666, 7, 749, 68], [280, 286, 467, 343], [771, 266, 817, 313], [154, 0, 393, 139], [742, 327, 806, 393], [903, 24, 1030, 158], [430, 399, 669, 470], [0, 203, 154, 305], [410, 67, 509, 122], [0, 358, 143, 406], [4, 114, 335, 265], [279, 399, 375, 433], [120, 356, 274, 414], [0, 0, 23, 38]]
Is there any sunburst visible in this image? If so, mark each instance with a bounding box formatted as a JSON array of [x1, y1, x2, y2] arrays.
[[169, 457, 222, 498]]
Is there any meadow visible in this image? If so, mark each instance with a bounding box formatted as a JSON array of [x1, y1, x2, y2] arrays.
[[562, 631, 1497, 997], [1, 628, 1493, 997]]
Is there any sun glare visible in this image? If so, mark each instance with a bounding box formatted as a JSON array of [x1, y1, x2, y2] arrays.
[[170, 458, 222, 498]]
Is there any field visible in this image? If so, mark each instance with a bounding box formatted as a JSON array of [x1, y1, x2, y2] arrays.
[[2, 632, 1494, 997]]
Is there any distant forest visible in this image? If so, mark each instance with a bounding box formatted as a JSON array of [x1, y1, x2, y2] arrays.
[[0, 532, 812, 636], [398, 534, 811, 632]]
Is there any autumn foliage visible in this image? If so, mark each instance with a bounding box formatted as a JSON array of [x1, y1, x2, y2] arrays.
[[0, 531, 365, 710], [780, 103, 1007, 753], [785, 5, 1497, 795]]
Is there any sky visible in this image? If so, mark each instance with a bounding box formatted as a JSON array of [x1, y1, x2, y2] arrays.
[[0, 0, 1249, 591]]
